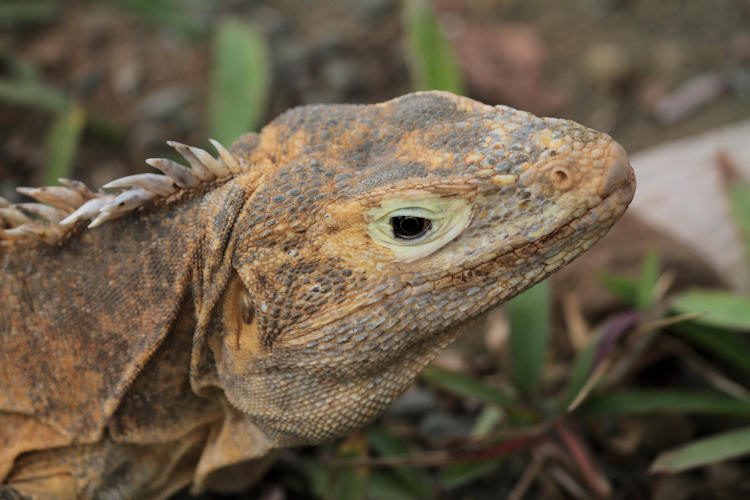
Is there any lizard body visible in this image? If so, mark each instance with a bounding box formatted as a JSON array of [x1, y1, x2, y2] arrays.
[[0, 91, 635, 498]]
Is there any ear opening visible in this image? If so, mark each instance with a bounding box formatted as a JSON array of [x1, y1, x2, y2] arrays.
[[219, 273, 262, 358]]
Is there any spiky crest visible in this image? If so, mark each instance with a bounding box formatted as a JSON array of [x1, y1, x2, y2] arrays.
[[0, 139, 242, 245]]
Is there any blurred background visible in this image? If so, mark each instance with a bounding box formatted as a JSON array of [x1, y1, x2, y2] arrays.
[[2, 0, 750, 498]]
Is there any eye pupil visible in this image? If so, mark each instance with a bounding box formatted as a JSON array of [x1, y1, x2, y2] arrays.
[[391, 216, 431, 240]]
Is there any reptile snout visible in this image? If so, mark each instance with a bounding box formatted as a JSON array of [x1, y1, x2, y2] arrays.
[[599, 141, 633, 197]]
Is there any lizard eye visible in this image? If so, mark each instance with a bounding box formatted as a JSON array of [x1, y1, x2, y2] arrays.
[[391, 215, 432, 240], [366, 195, 473, 262]]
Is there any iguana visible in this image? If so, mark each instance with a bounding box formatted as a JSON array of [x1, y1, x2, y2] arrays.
[[0, 91, 635, 499]]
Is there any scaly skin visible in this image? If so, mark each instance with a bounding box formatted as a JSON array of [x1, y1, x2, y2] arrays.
[[0, 91, 634, 498]]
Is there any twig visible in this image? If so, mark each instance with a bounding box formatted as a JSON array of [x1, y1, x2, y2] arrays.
[[326, 424, 550, 468], [662, 337, 750, 401], [716, 150, 744, 186], [562, 292, 591, 352], [567, 358, 611, 412], [650, 270, 677, 305], [556, 422, 611, 498], [631, 312, 704, 338], [549, 465, 587, 499], [507, 451, 547, 500], [604, 312, 703, 387]]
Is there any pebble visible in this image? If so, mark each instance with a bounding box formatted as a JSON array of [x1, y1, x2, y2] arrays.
[[417, 411, 473, 440], [384, 386, 438, 420]]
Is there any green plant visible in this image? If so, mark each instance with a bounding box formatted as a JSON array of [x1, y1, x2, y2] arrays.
[[403, 0, 463, 94], [0, 47, 84, 183], [209, 19, 270, 144]]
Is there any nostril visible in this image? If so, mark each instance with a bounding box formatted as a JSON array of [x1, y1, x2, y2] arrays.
[[552, 166, 573, 190]]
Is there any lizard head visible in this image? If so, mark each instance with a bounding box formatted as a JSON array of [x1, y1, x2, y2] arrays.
[[214, 91, 635, 445]]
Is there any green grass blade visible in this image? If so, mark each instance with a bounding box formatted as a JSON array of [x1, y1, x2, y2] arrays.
[[367, 427, 433, 498], [507, 280, 551, 395], [671, 289, 750, 331], [299, 457, 332, 500], [600, 273, 639, 306], [0, 78, 70, 112], [330, 469, 367, 500], [209, 19, 270, 145], [670, 321, 750, 377], [471, 405, 504, 438], [727, 181, 750, 266], [44, 104, 85, 185], [650, 425, 750, 474], [421, 365, 517, 407], [636, 249, 660, 309], [600, 250, 660, 309], [563, 338, 597, 406], [403, 0, 463, 93], [110, 0, 206, 37], [367, 469, 424, 500], [439, 458, 504, 489], [577, 389, 750, 418], [330, 435, 369, 500]]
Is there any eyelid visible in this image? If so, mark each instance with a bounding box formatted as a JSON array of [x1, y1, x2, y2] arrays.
[[387, 207, 436, 219], [367, 196, 462, 223]]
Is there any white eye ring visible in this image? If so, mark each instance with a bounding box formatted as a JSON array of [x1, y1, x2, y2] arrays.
[[366, 197, 473, 262]]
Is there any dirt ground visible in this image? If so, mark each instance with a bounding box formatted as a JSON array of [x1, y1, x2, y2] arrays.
[[2, 0, 750, 498]]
